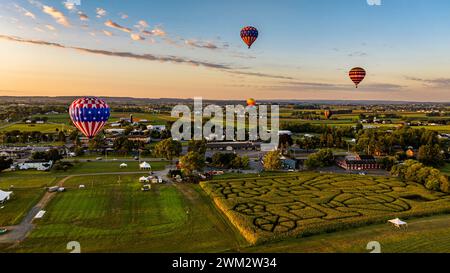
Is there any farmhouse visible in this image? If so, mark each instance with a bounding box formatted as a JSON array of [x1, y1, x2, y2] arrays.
[[0, 190, 13, 204], [336, 154, 380, 170], [16, 160, 53, 171]]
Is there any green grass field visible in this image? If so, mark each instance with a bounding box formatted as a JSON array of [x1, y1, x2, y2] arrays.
[[3, 176, 244, 253], [201, 173, 450, 244], [246, 214, 450, 253], [0, 188, 45, 226], [56, 161, 167, 175], [0, 123, 73, 133]]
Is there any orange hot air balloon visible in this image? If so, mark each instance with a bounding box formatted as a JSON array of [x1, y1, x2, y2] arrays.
[[349, 67, 366, 88], [247, 98, 256, 107], [324, 110, 333, 120]]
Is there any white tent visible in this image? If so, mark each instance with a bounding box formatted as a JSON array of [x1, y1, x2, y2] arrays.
[[120, 163, 128, 168], [139, 176, 149, 183], [388, 218, 408, 228], [0, 190, 13, 204], [139, 162, 151, 170]]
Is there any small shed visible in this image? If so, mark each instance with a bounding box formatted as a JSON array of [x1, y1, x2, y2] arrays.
[[120, 163, 128, 168]]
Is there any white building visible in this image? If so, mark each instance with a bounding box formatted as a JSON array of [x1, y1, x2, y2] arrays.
[[147, 125, 166, 131], [16, 160, 53, 171], [120, 163, 128, 168], [105, 129, 126, 135], [0, 190, 13, 204]]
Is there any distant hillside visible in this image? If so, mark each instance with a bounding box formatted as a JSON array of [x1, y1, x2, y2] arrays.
[[0, 96, 448, 106]]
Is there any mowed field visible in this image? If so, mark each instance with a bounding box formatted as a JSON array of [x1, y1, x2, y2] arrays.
[[201, 173, 450, 244], [0, 172, 57, 227], [0, 123, 73, 133], [2, 175, 244, 253]]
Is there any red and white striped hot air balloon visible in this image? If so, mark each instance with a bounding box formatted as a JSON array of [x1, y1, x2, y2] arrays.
[[349, 67, 366, 88]]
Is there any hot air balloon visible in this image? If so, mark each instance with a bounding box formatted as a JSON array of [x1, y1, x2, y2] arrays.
[[349, 67, 366, 88], [240, 26, 258, 49], [324, 110, 333, 120], [69, 97, 110, 139], [247, 98, 256, 107]]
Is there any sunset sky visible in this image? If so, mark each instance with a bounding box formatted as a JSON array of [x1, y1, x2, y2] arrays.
[[0, 0, 450, 101]]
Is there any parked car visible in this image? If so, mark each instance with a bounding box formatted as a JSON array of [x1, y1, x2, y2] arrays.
[[141, 184, 151, 191], [96, 157, 103, 161], [0, 228, 8, 235], [48, 186, 60, 193]]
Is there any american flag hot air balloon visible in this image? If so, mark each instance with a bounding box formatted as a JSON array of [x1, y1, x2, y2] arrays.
[[69, 97, 111, 139], [349, 67, 366, 88], [240, 26, 258, 49]]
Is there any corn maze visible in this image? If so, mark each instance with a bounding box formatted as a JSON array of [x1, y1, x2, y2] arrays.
[[201, 173, 450, 244]]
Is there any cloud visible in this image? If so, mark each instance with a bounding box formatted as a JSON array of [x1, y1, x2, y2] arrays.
[[142, 27, 166, 37], [96, 8, 107, 18], [14, 4, 36, 19], [102, 30, 113, 37], [45, 24, 56, 31], [268, 81, 404, 92], [42, 5, 70, 27], [367, 0, 382, 6], [0, 34, 299, 81], [348, 51, 368, 57], [406, 76, 450, 88], [63, 1, 77, 11], [119, 13, 128, 19], [105, 20, 131, 33], [27, 0, 43, 9], [0, 34, 230, 70], [33, 27, 44, 32], [78, 11, 89, 21], [135, 20, 149, 29], [228, 71, 295, 80], [131, 33, 145, 41], [184, 39, 219, 50]]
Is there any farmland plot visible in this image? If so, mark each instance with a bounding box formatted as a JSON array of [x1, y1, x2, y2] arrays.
[[201, 173, 450, 244]]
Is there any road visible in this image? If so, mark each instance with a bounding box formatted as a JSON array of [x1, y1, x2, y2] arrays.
[[0, 166, 173, 245]]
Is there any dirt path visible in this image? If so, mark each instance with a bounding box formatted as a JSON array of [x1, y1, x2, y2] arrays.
[[0, 168, 173, 245]]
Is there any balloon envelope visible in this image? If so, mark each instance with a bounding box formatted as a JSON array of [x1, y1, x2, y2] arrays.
[[69, 97, 110, 138], [241, 26, 258, 49], [247, 98, 256, 106], [349, 67, 366, 88]]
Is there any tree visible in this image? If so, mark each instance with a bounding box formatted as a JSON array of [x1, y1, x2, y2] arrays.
[[439, 175, 449, 193], [279, 134, 293, 153], [417, 144, 444, 167], [377, 156, 396, 171], [263, 151, 281, 171], [0, 157, 12, 172], [89, 134, 104, 151], [154, 138, 182, 160], [304, 149, 334, 170], [179, 151, 205, 175], [58, 131, 66, 142], [188, 139, 207, 155]]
